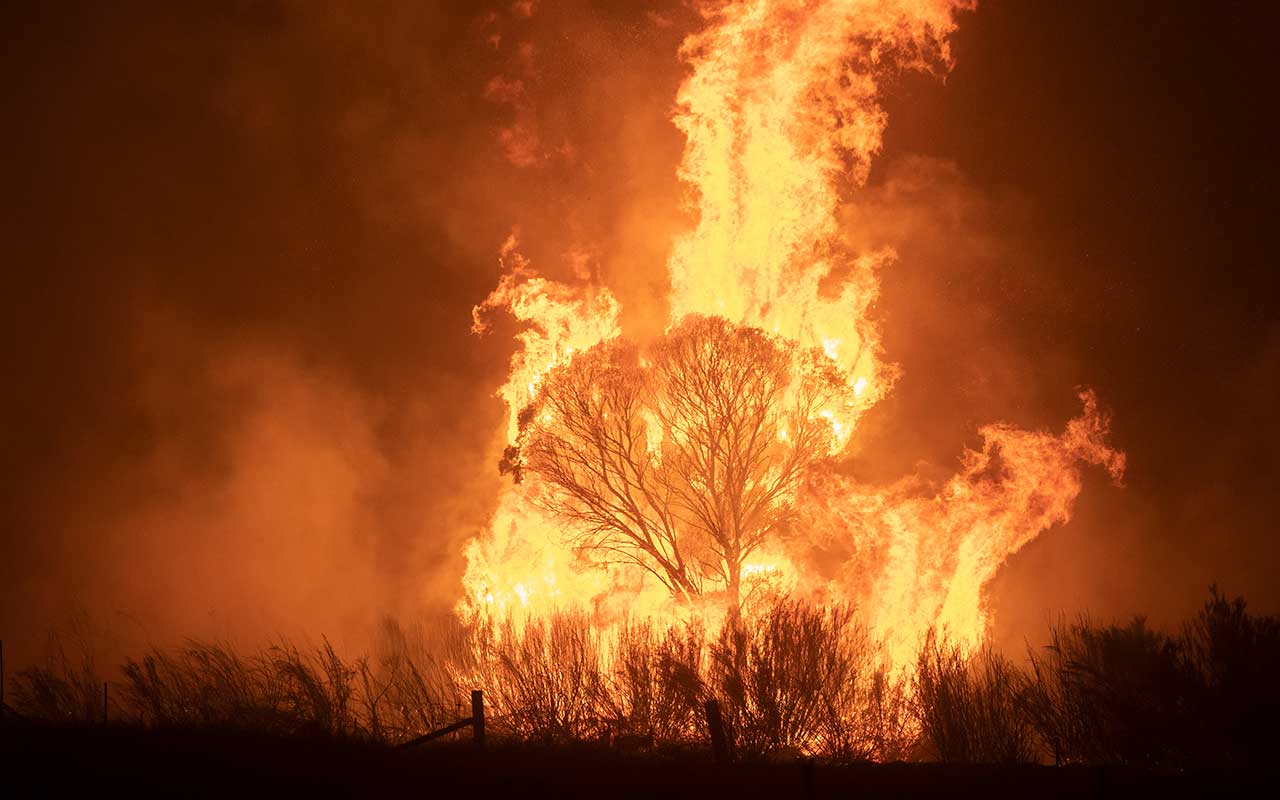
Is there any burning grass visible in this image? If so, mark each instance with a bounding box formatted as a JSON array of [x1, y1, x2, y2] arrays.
[[7, 588, 1278, 768]]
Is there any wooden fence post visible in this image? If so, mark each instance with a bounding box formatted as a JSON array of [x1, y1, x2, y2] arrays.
[[471, 691, 483, 747], [397, 691, 486, 751], [704, 699, 729, 764], [471, 690, 485, 748]]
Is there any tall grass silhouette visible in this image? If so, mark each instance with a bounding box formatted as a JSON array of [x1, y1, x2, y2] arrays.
[[9, 588, 1277, 767]]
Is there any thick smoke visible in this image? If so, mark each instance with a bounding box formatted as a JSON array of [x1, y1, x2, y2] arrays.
[[0, 1, 695, 665], [2, 1, 1276, 668]]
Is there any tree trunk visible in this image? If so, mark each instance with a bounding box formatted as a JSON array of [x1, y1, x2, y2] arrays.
[[726, 555, 742, 628]]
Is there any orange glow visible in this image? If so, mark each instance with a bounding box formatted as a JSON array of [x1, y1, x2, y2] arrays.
[[472, 232, 621, 444], [464, 0, 1122, 670]]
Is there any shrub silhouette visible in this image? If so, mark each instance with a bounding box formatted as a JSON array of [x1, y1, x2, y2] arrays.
[[1181, 586, 1280, 766], [1025, 616, 1197, 766], [597, 619, 705, 745], [707, 600, 874, 759], [11, 587, 1278, 767], [912, 632, 1037, 764]]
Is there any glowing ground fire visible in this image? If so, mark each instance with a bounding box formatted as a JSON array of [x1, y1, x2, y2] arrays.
[[464, 0, 1123, 668]]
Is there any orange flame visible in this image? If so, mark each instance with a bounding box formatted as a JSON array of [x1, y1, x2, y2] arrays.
[[465, 0, 1121, 667], [798, 390, 1124, 666], [472, 233, 621, 443]]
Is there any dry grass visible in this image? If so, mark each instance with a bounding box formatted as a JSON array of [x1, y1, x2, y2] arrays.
[[357, 616, 470, 741], [119, 639, 359, 736], [474, 613, 607, 742], [11, 641, 104, 723], [11, 588, 1277, 767]]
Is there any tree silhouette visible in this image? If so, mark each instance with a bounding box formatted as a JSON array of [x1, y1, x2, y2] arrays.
[[502, 315, 851, 617]]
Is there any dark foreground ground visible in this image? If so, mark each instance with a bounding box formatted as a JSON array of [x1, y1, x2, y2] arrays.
[[2, 724, 1275, 799]]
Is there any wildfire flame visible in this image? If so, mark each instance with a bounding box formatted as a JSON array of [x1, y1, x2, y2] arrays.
[[464, 0, 1123, 669]]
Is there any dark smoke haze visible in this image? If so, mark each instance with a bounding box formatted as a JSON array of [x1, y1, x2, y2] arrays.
[[2, 1, 1276, 665]]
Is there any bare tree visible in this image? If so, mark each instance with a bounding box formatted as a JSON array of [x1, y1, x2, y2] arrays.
[[502, 315, 849, 617]]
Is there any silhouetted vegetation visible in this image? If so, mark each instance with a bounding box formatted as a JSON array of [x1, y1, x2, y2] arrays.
[[7, 588, 1278, 769], [118, 639, 357, 736], [707, 600, 899, 760], [504, 316, 855, 617], [912, 633, 1037, 764], [10, 629, 104, 724], [1025, 586, 1280, 768]]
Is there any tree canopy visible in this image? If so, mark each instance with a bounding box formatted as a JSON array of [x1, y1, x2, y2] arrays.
[[502, 315, 853, 614]]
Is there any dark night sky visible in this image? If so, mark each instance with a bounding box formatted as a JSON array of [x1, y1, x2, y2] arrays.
[[2, 1, 1276, 661]]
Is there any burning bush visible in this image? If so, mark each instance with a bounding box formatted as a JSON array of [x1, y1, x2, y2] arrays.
[[502, 315, 851, 620]]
